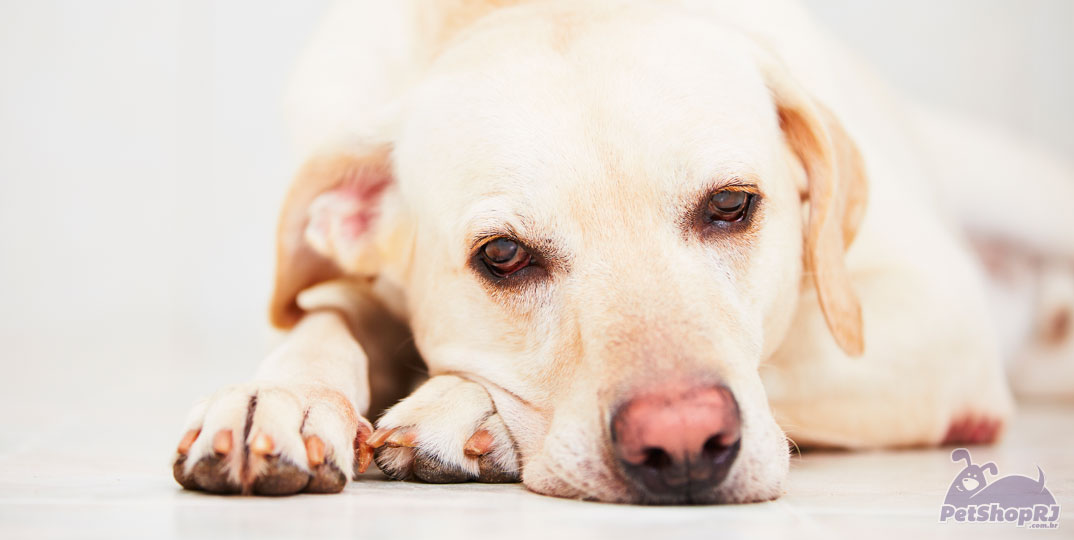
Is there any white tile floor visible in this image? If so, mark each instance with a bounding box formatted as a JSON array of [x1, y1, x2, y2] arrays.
[[0, 341, 1070, 540]]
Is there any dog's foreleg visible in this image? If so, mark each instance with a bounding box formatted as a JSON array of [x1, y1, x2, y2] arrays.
[[172, 309, 374, 495], [911, 105, 1074, 398]]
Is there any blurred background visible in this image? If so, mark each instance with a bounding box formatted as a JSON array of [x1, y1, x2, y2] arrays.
[[0, 1, 1071, 451]]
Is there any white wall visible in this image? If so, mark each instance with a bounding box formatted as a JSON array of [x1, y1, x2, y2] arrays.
[[0, 1, 333, 363], [804, 0, 1074, 157], [0, 1, 1070, 366]]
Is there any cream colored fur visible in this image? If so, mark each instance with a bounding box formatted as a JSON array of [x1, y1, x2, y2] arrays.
[[173, 0, 1073, 503]]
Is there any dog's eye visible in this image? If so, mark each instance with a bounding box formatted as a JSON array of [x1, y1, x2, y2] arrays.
[[480, 237, 532, 277], [706, 190, 752, 222]]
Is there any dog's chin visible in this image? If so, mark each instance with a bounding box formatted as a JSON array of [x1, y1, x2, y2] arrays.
[[518, 433, 635, 503]]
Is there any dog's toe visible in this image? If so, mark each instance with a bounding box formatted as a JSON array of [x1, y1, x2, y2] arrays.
[[251, 455, 311, 495], [172, 383, 369, 496], [172, 429, 202, 490], [466, 430, 520, 483], [306, 462, 348, 493], [370, 375, 521, 484], [413, 454, 474, 483], [190, 453, 240, 494]]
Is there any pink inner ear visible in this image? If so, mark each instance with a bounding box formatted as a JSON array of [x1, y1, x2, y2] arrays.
[[306, 175, 391, 257], [340, 209, 374, 239], [335, 175, 390, 238]]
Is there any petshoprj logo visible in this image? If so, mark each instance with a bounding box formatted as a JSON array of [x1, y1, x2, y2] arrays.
[[939, 448, 1061, 529]]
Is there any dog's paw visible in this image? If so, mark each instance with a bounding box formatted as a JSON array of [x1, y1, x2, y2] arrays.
[[370, 375, 520, 483], [172, 383, 373, 495], [942, 414, 1004, 446]]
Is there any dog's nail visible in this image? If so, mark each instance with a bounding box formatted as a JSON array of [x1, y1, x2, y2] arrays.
[[305, 435, 326, 466], [357, 418, 374, 441], [177, 428, 200, 455], [212, 429, 233, 455], [250, 432, 275, 455], [353, 426, 374, 474], [367, 427, 397, 448], [356, 442, 374, 474], [385, 430, 417, 448], [464, 429, 494, 457]]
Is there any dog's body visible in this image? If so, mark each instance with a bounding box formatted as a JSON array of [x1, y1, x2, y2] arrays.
[[173, 0, 1074, 503]]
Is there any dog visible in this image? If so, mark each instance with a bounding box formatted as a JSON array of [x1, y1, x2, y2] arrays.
[[172, 0, 1074, 504]]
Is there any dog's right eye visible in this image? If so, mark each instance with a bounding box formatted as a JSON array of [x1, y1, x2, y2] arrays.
[[480, 237, 532, 278], [706, 190, 752, 222]]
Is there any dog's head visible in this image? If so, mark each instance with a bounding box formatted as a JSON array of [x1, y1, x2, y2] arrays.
[[271, 3, 866, 504]]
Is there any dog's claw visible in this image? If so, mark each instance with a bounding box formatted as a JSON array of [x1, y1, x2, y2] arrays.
[[386, 430, 418, 448], [356, 439, 374, 474], [369, 427, 418, 448], [367, 427, 396, 448], [250, 432, 275, 456], [212, 429, 233, 455], [177, 429, 199, 455], [464, 429, 494, 457], [306, 435, 326, 466]]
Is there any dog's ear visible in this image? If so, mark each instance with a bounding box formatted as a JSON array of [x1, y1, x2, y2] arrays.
[[269, 146, 397, 329], [763, 60, 868, 356]]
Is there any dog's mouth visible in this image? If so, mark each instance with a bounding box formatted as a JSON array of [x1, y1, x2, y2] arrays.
[[961, 477, 980, 492]]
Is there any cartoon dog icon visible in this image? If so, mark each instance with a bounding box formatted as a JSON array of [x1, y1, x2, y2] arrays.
[[944, 448, 1056, 509]]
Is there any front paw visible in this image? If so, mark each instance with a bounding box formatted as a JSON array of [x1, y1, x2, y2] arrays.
[[172, 383, 373, 495], [370, 375, 520, 483]]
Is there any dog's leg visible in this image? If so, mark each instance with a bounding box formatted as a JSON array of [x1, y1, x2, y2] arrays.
[[172, 309, 374, 495], [762, 254, 1015, 449], [912, 105, 1074, 399], [370, 374, 521, 484]]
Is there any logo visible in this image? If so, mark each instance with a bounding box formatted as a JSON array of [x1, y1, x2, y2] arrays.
[[940, 448, 1061, 529]]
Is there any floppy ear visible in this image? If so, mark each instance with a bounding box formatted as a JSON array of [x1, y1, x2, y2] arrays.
[[764, 63, 869, 357], [981, 462, 998, 476], [269, 146, 395, 329]]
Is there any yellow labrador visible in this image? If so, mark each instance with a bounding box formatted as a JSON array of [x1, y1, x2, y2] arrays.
[[172, 0, 1074, 503]]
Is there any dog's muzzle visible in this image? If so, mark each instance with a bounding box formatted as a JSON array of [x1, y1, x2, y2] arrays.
[[611, 384, 742, 503]]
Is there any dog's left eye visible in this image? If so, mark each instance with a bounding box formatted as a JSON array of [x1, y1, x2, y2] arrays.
[[706, 190, 752, 222], [480, 237, 532, 278]]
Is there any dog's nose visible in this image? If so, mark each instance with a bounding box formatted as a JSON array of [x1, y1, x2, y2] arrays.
[[611, 384, 741, 498]]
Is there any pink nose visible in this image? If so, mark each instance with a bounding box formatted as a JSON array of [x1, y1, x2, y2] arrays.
[[611, 384, 741, 499]]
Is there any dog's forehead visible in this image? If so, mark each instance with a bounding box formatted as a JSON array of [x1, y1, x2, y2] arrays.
[[394, 10, 781, 236]]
